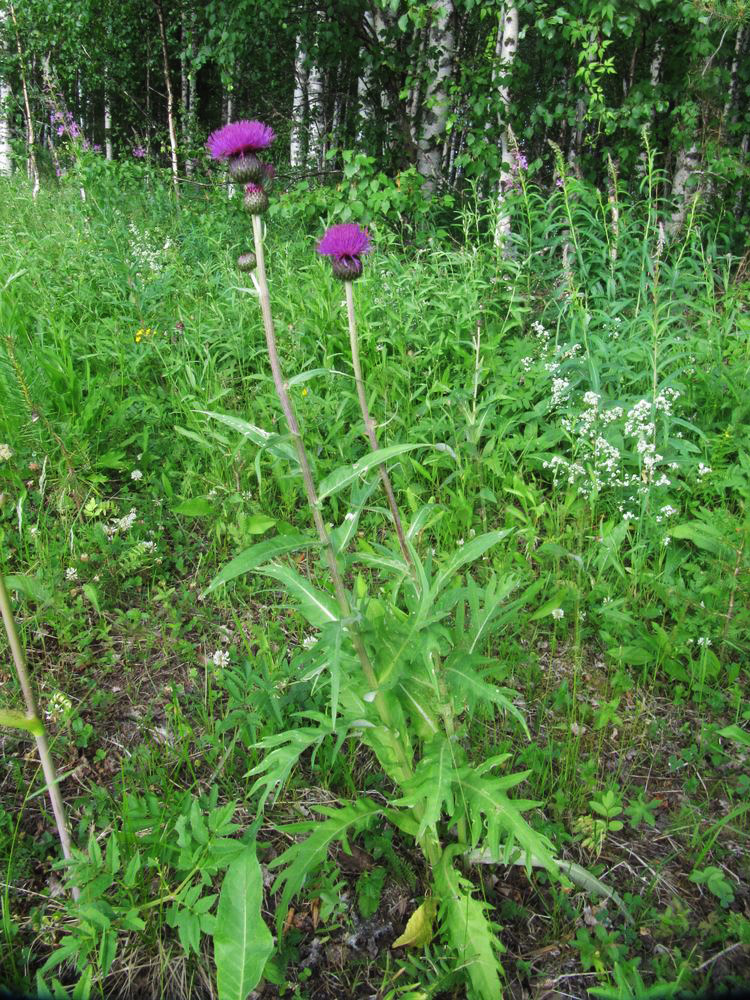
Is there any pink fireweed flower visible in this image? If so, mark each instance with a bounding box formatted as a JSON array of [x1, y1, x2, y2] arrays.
[[206, 119, 275, 160], [317, 223, 372, 281]]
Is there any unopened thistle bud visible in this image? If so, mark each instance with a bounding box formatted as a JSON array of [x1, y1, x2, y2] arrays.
[[244, 183, 269, 215], [237, 252, 257, 272], [316, 223, 372, 282]]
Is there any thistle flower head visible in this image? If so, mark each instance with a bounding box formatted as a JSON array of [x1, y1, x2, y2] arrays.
[[206, 120, 275, 160], [317, 223, 371, 280]]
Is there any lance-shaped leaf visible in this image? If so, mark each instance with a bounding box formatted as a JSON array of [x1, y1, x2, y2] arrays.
[[269, 800, 382, 933], [202, 533, 319, 597], [429, 531, 512, 602], [444, 659, 529, 737], [247, 725, 333, 813], [199, 410, 299, 465], [214, 844, 273, 1000], [257, 564, 339, 627], [394, 735, 459, 840], [435, 849, 505, 1000], [317, 443, 428, 502], [459, 768, 558, 876]]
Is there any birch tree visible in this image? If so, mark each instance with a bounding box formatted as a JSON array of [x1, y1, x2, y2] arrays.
[[0, 8, 12, 176], [493, 2, 518, 245], [415, 0, 455, 194], [290, 35, 307, 169]]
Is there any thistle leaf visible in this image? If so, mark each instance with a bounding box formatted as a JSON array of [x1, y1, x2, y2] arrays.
[[202, 533, 318, 597], [269, 800, 382, 932], [247, 726, 333, 812], [257, 563, 339, 627], [435, 850, 504, 1000], [317, 443, 428, 502], [394, 735, 460, 839], [214, 844, 273, 1000]]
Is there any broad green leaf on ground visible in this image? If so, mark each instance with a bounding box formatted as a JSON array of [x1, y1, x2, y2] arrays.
[[199, 410, 299, 464], [215, 844, 273, 1000]]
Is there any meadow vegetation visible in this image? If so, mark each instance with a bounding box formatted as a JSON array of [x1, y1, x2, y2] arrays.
[[1, 149, 749, 999]]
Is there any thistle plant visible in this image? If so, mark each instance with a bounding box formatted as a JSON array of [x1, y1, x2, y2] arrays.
[[0, 571, 78, 901], [205, 120, 621, 1000], [317, 223, 412, 568]]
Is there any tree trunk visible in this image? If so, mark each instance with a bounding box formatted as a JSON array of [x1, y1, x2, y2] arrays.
[[290, 36, 307, 168], [104, 71, 113, 160], [416, 0, 455, 195], [493, 3, 518, 246], [668, 143, 700, 236], [8, 0, 38, 196], [154, 0, 179, 192], [0, 9, 12, 176], [307, 59, 325, 170]]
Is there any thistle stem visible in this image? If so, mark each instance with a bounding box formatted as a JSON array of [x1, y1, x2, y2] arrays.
[[344, 281, 413, 571], [250, 216, 419, 792], [0, 572, 79, 900]]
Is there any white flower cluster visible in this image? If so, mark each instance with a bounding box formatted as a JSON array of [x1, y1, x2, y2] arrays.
[[104, 507, 138, 540], [0, 444, 12, 461], [46, 690, 73, 721], [128, 222, 173, 277], [212, 649, 230, 668]]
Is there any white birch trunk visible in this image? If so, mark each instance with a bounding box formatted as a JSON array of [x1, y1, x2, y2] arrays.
[[290, 36, 307, 169], [668, 144, 700, 236], [155, 0, 179, 192], [416, 0, 455, 195], [723, 25, 746, 123], [637, 41, 663, 176], [104, 73, 113, 160], [0, 10, 11, 175], [493, 3, 518, 246], [307, 59, 325, 171]]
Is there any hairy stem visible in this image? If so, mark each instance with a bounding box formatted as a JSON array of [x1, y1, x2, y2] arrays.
[[0, 573, 78, 900], [250, 216, 423, 796], [344, 280, 412, 570]]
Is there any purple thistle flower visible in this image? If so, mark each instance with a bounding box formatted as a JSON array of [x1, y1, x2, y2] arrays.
[[317, 224, 372, 282], [132, 146, 146, 158], [206, 120, 275, 160]]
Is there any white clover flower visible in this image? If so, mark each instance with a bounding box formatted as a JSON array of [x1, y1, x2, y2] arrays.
[[302, 635, 317, 649], [0, 444, 12, 461], [551, 608, 564, 620], [131, 469, 143, 481], [65, 567, 78, 581], [212, 649, 230, 667]]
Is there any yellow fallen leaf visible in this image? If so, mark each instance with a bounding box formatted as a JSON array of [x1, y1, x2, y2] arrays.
[[392, 898, 438, 948]]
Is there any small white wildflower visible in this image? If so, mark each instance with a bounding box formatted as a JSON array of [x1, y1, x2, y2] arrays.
[[45, 691, 72, 721], [697, 463, 711, 478], [29, 524, 38, 536], [663, 536, 671, 547], [131, 469, 143, 481], [212, 649, 230, 668], [622, 511, 636, 522], [65, 567, 78, 581], [551, 608, 564, 620], [457, 538, 465, 547], [696, 637, 712, 648], [302, 635, 317, 649], [0, 444, 12, 461], [344, 512, 356, 522]]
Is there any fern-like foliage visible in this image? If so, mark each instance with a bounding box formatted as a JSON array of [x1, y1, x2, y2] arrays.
[[394, 734, 462, 840]]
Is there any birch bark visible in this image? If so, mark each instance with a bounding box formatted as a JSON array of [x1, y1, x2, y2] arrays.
[[416, 0, 454, 195], [0, 9, 12, 176], [154, 0, 179, 192], [290, 36, 307, 168], [493, 2, 518, 245]]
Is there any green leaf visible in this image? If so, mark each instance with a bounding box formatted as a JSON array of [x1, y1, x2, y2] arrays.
[[395, 735, 457, 840], [199, 410, 299, 465], [258, 563, 339, 627], [203, 533, 318, 597], [717, 724, 750, 748], [246, 514, 276, 535], [3, 574, 52, 605], [430, 531, 511, 600], [215, 845, 273, 1000], [172, 498, 214, 517], [670, 520, 734, 558], [269, 800, 382, 932], [317, 443, 428, 502], [248, 726, 332, 812], [444, 662, 529, 737], [435, 851, 504, 1000]]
